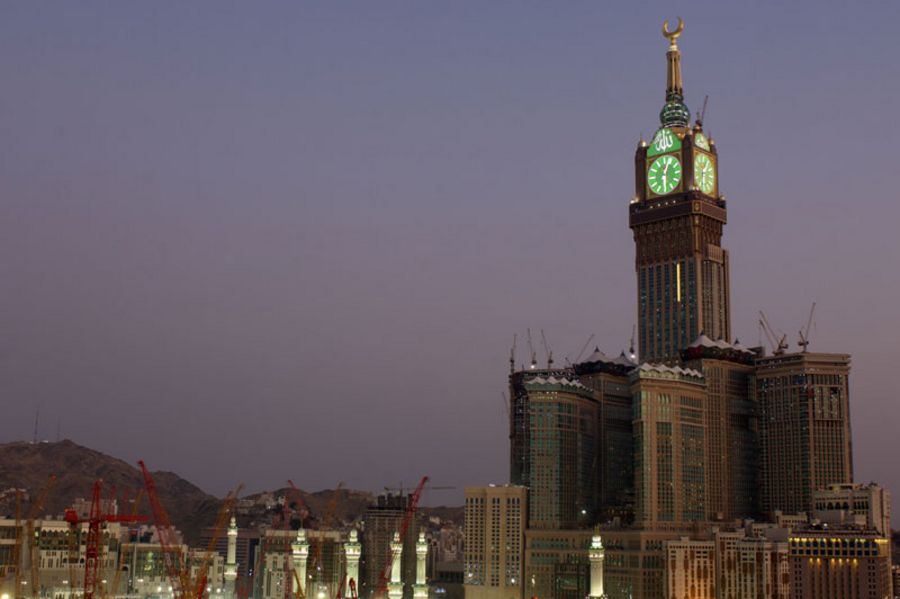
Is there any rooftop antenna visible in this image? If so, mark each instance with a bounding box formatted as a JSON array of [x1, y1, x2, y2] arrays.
[[526, 329, 537, 369], [540, 329, 554, 368], [696, 94, 709, 127], [509, 334, 517, 374], [572, 333, 596, 364], [797, 302, 817, 352]]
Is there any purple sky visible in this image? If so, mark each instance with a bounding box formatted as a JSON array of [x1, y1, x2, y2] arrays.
[[1, 2, 898, 508]]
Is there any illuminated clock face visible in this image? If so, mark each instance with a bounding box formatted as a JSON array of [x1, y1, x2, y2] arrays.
[[694, 132, 710, 151], [694, 152, 716, 195], [647, 154, 682, 195]]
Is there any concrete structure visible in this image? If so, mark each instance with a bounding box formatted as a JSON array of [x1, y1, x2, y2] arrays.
[[224, 517, 238, 599], [587, 532, 606, 599], [413, 531, 428, 599], [788, 528, 892, 598], [813, 483, 891, 537], [755, 352, 853, 515], [388, 532, 404, 599], [572, 352, 635, 522], [682, 336, 759, 521], [629, 22, 730, 363], [508, 370, 597, 529], [463, 485, 525, 599], [630, 363, 707, 527], [361, 493, 418, 599], [291, 528, 310, 598], [522, 529, 591, 599], [344, 529, 362, 595]]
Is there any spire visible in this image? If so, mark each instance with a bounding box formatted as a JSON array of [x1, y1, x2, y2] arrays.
[[659, 18, 690, 127]]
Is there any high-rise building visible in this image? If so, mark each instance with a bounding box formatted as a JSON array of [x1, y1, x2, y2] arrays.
[[754, 352, 853, 515], [508, 370, 597, 529], [630, 18, 730, 363], [463, 485, 526, 599], [573, 351, 635, 521], [630, 363, 707, 527], [361, 494, 419, 599], [682, 335, 759, 521]]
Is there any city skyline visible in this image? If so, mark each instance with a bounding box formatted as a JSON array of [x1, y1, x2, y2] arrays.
[[0, 1, 898, 508]]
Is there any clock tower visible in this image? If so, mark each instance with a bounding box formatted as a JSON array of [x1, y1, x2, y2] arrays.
[[629, 19, 730, 363]]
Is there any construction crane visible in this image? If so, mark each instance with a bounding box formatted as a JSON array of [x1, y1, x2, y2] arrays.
[[347, 579, 357, 599], [759, 311, 788, 355], [110, 490, 145, 598], [192, 485, 242, 599], [570, 333, 595, 365], [16, 475, 56, 599], [696, 94, 709, 127], [138, 460, 191, 599], [526, 329, 537, 370], [64, 481, 148, 599], [509, 334, 516, 374], [629, 324, 637, 360], [375, 476, 429, 599], [540, 329, 554, 368], [797, 302, 817, 352]]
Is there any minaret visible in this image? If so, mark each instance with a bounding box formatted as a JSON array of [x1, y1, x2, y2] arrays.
[[387, 532, 404, 599], [630, 17, 730, 362], [588, 532, 607, 599], [291, 528, 310, 599], [224, 517, 239, 599], [344, 529, 362, 597], [413, 531, 428, 599]]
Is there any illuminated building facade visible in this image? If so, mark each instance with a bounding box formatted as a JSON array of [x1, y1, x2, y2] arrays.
[[629, 19, 730, 363], [755, 352, 853, 515], [508, 371, 597, 529], [788, 529, 891, 599], [630, 364, 706, 527], [463, 486, 526, 599]]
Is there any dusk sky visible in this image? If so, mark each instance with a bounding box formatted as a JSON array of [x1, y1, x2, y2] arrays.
[[1, 2, 898, 508]]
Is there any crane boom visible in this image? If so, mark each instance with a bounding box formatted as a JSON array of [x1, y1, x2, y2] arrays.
[[798, 302, 817, 352], [193, 485, 243, 599], [375, 476, 429, 598], [139, 461, 190, 599]]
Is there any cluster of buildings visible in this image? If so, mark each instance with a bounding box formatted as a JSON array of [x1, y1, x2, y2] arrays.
[[0, 492, 463, 599], [464, 21, 894, 599]]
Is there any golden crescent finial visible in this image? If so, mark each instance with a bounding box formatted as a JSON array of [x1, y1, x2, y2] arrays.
[[662, 17, 684, 48]]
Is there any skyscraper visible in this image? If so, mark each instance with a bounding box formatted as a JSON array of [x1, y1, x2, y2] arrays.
[[508, 370, 597, 529], [629, 18, 730, 363], [463, 485, 526, 599], [754, 352, 853, 515]]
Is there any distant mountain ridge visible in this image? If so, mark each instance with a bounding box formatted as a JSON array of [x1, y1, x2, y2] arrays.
[[0, 440, 462, 545]]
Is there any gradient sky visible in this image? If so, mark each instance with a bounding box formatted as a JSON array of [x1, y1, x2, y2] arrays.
[[1, 2, 898, 509]]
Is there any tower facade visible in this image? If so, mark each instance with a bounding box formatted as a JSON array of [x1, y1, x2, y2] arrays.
[[291, 529, 310, 599], [224, 517, 238, 599], [388, 532, 404, 599], [463, 485, 526, 599], [630, 19, 730, 363], [508, 370, 597, 529], [345, 529, 362, 596], [754, 352, 853, 515]]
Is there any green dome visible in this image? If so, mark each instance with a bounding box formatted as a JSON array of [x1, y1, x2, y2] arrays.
[[660, 100, 690, 127]]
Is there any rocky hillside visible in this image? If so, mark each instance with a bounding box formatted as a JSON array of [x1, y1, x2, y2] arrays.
[[0, 440, 463, 545], [0, 440, 220, 543]]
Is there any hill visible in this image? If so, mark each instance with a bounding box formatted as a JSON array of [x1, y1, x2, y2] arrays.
[[0, 440, 220, 544], [0, 440, 464, 544]]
